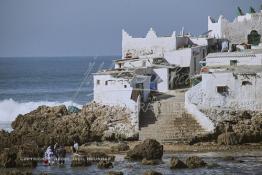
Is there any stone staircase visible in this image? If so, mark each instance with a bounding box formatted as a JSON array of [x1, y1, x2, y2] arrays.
[[139, 90, 208, 143]]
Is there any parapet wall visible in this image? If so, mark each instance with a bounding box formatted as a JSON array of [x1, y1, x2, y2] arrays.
[[185, 83, 215, 132], [208, 12, 262, 44]]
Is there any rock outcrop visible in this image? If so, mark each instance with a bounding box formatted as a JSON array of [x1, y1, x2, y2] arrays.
[[125, 139, 163, 161], [71, 154, 91, 167], [1, 169, 32, 175], [217, 132, 240, 145], [0, 142, 41, 168], [107, 171, 124, 175], [9, 102, 137, 147], [143, 171, 163, 175], [0, 130, 11, 149], [185, 156, 206, 168], [110, 142, 130, 152], [200, 109, 262, 144], [170, 157, 188, 169], [141, 158, 160, 165], [97, 160, 113, 169]]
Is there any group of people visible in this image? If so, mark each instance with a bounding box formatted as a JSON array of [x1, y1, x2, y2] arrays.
[[44, 143, 66, 165], [43, 141, 79, 166]]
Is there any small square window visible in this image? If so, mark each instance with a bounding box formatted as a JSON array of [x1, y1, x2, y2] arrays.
[[105, 81, 108, 85], [124, 85, 127, 88], [96, 80, 100, 85], [230, 60, 237, 66], [217, 86, 229, 96]]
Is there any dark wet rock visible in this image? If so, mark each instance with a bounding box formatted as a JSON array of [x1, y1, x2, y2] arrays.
[[141, 158, 160, 165], [0, 130, 11, 149], [107, 171, 124, 175], [0, 142, 40, 168], [0, 149, 17, 168], [217, 132, 240, 145], [110, 142, 130, 152], [207, 163, 220, 169], [170, 157, 188, 169], [125, 139, 163, 161], [15, 143, 41, 168], [1, 169, 32, 175], [71, 154, 91, 167], [222, 156, 235, 161], [97, 160, 113, 169], [87, 151, 115, 162], [143, 171, 163, 175], [185, 156, 206, 168]]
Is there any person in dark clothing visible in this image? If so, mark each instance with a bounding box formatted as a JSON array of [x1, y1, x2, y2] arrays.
[[56, 145, 66, 165]]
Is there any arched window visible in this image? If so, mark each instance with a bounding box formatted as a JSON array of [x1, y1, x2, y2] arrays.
[[248, 30, 261, 46]]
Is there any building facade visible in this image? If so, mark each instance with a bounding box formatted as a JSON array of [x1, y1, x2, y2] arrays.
[[208, 10, 262, 44]]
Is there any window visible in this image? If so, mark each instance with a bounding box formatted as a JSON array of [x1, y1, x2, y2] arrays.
[[242, 81, 252, 86], [230, 60, 237, 66], [124, 85, 127, 88], [217, 86, 229, 96], [142, 60, 146, 67], [105, 81, 108, 85], [118, 63, 122, 68], [96, 80, 100, 85]]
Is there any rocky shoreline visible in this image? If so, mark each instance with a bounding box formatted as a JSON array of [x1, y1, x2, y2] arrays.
[[0, 103, 262, 174]]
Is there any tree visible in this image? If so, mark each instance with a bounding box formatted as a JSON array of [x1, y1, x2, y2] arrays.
[[249, 7, 256, 13], [237, 6, 244, 16]]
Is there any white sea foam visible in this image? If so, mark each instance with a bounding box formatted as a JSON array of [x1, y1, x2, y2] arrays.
[[0, 99, 82, 122]]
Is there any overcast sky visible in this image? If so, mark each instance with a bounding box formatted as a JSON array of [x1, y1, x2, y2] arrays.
[[0, 0, 261, 57]]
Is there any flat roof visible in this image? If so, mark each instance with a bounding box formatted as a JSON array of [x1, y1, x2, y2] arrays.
[[207, 65, 262, 74], [207, 49, 262, 58]]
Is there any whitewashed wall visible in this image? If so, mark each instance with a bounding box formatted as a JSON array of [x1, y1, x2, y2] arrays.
[[93, 74, 151, 112], [94, 74, 136, 111], [122, 29, 177, 59], [164, 46, 206, 75], [189, 72, 262, 110], [153, 68, 169, 92], [206, 54, 262, 67], [208, 12, 262, 43], [190, 37, 209, 46], [164, 49, 192, 67], [185, 86, 215, 132]]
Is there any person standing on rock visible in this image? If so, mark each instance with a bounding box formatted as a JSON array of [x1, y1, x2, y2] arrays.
[[72, 141, 79, 153], [44, 146, 55, 165], [57, 145, 66, 165]]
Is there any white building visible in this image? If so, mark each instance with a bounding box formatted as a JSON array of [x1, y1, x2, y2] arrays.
[[93, 70, 151, 112], [208, 9, 262, 44], [93, 28, 211, 129], [205, 49, 262, 67], [187, 49, 262, 111], [120, 28, 208, 92]]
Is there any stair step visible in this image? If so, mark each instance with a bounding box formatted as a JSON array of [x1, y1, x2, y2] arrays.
[[139, 93, 208, 143]]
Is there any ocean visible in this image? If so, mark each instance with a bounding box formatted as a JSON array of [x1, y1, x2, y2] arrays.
[[0, 56, 115, 124]]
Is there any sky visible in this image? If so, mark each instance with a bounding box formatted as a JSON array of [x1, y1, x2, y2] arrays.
[[0, 0, 261, 57]]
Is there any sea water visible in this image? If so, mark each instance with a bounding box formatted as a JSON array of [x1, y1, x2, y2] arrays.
[[0, 56, 115, 125], [33, 152, 262, 175]]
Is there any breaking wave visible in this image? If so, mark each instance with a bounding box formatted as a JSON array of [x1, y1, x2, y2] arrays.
[[0, 99, 82, 122]]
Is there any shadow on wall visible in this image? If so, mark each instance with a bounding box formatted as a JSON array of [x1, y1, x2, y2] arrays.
[[139, 103, 157, 129]]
